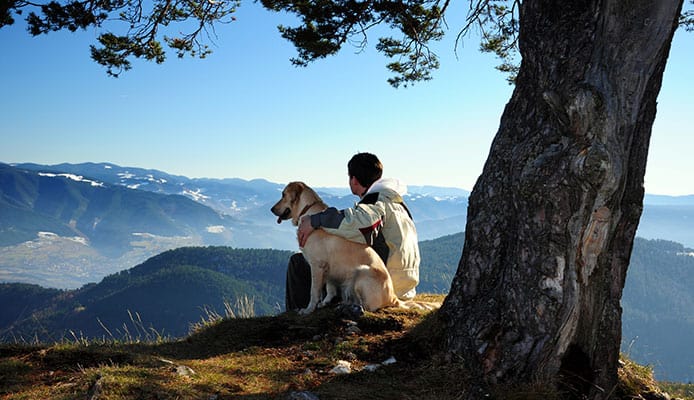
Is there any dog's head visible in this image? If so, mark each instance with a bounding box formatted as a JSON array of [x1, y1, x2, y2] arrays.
[[270, 181, 310, 226]]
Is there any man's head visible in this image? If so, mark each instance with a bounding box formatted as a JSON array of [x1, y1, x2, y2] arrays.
[[348, 152, 383, 190]]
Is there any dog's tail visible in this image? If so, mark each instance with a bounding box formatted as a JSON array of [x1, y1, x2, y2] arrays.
[[395, 299, 441, 311]]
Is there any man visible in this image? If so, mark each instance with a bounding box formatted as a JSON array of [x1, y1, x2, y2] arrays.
[[285, 152, 420, 311]]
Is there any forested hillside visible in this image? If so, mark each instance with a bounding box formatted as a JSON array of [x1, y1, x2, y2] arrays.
[[418, 232, 465, 294], [0, 283, 61, 329], [0, 247, 292, 341], [621, 238, 694, 382]]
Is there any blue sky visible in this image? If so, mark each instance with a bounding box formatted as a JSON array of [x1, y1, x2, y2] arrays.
[[1, 2, 692, 195]]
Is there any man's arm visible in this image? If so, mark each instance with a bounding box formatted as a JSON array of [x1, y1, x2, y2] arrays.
[[297, 207, 343, 247], [297, 203, 385, 247]]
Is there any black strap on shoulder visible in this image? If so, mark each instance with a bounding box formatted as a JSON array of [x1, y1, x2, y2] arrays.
[[398, 201, 414, 220], [359, 191, 413, 221], [359, 192, 379, 205], [358, 192, 388, 262]]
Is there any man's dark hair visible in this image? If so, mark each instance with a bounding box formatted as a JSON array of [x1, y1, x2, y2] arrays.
[[348, 152, 383, 188]]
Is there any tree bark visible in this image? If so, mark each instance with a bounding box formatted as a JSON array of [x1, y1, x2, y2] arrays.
[[440, 1, 683, 398]]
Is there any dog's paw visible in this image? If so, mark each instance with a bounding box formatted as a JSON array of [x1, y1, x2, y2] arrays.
[[317, 301, 330, 309], [298, 306, 314, 315]]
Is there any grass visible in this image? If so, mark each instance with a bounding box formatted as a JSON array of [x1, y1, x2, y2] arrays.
[[189, 297, 257, 335], [661, 382, 694, 399], [0, 295, 691, 400], [616, 356, 694, 400]]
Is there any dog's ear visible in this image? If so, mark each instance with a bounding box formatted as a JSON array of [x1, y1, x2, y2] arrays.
[[289, 182, 304, 204]]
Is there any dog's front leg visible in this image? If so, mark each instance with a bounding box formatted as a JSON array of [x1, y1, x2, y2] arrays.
[[318, 282, 337, 309], [299, 262, 326, 315]]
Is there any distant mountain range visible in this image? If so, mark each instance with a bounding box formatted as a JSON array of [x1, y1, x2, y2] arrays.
[[1, 161, 693, 289], [9, 162, 471, 222]]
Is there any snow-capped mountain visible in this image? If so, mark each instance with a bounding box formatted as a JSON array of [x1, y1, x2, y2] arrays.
[[12, 162, 472, 239], [13, 162, 281, 216]]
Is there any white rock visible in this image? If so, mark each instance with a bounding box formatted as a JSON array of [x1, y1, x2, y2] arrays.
[[363, 364, 381, 372], [382, 356, 397, 365], [330, 360, 352, 374], [176, 365, 196, 377]]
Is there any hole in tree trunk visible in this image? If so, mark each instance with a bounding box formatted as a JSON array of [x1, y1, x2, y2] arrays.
[[559, 344, 595, 399]]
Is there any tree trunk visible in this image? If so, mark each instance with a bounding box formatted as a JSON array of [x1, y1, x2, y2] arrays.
[[440, 1, 683, 398]]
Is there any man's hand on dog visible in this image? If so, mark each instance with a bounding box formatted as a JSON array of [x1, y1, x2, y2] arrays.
[[298, 215, 315, 247]]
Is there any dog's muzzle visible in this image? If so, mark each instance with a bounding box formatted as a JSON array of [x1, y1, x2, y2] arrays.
[[273, 207, 291, 224]]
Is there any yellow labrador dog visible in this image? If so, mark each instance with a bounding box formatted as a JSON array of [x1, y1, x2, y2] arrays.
[[271, 181, 438, 314]]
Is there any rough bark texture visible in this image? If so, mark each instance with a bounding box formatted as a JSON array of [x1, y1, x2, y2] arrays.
[[440, 1, 683, 398]]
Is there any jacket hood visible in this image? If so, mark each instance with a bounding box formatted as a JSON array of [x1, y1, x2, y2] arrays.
[[366, 177, 407, 198]]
